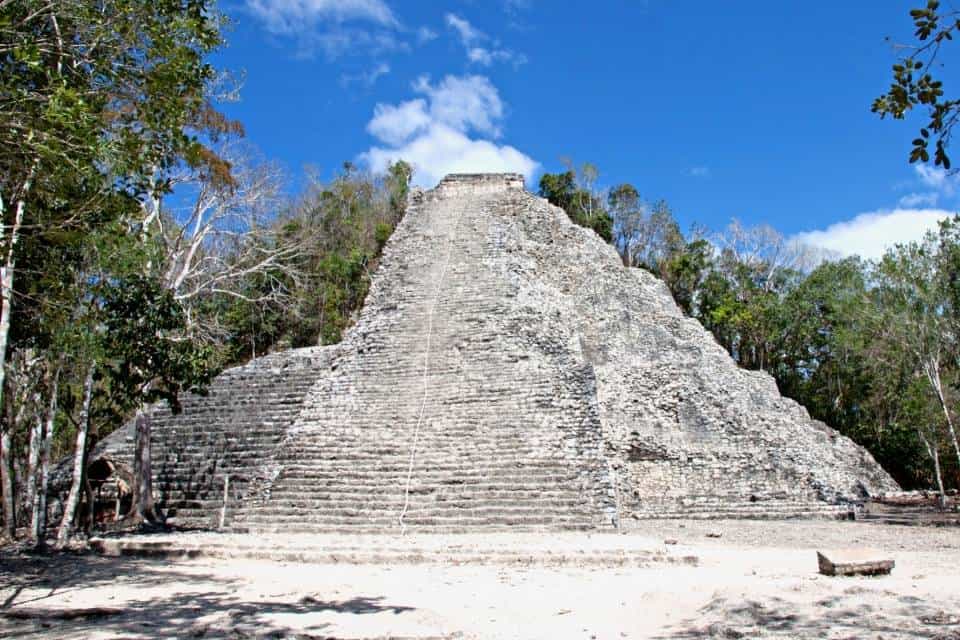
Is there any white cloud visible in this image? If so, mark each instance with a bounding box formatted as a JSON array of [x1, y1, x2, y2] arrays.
[[340, 62, 390, 88], [444, 13, 524, 68], [688, 166, 710, 178], [367, 99, 431, 146], [412, 75, 503, 138], [792, 209, 953, 260], [468, 47, 495, 65], [416, 26, 438, 43], [248, 0, 396, 32], [898, 191, 939, 207], [504, 0, 532, 10], [445, 13, 483, 46], [363, 124, 538, 188], [914, 164, 959, 197], [360, 74, 538, 187], [245, 0, 402, 57]]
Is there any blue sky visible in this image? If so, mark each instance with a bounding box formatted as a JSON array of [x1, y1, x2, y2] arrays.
[[212, 0, 958, 259]]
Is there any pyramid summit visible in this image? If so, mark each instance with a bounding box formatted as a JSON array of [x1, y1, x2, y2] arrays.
[[74, 173, 897, 531]]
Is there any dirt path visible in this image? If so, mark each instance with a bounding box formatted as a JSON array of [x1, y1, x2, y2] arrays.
[[1, 520, 958, 639]]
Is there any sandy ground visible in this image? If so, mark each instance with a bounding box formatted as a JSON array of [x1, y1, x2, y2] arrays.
[[1, 519, 958, 639]]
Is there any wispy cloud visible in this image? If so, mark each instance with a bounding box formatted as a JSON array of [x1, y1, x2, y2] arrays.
[[340, 62, 391, 88], [688, 166, 710, 178], [914, 164, 959, 197], [445, 13, 484, 46], [416, 26, 438, 43], [247, 0, 397, 30], [897, 191, 939, 207], [361, 74, 538, 187], [792, 209, 952, 260], [504, 0, 532, 10], [444, 13, 526, 68], [245, 0, 404, 58]]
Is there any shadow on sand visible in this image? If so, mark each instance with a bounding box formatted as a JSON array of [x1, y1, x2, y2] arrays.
[[0, 551, 419, 639], [658, 593, 959, 639]]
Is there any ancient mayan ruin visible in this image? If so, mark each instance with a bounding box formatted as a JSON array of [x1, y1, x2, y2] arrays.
[[74, 173, 898, 532]]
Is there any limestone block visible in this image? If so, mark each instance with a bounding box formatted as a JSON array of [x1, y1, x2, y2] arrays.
[[817, 549, 895, 576]]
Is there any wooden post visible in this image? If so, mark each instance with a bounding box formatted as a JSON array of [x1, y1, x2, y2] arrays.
[[219, 474, 229, 529], [114, 479, 121, 522]]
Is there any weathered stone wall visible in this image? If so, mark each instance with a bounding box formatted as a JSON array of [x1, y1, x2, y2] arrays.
[[52, 348, 335, 528], [491, 184, 898, 518], [75, 173, 898, 532]]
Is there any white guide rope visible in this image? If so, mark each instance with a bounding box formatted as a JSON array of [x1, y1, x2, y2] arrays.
[[398, 203, 464, 533]]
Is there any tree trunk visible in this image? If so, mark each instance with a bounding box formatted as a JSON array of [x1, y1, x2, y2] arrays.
[[33, 367, 58, 546], [918, 426, 947, 508], [0, 427, 13, 539], [130, 405, 161, 524], [926, 361, 960, 470], [83, 477, 94, 534], [24, 393, 42, 540], [56, 363, 95, 547], [0, 155, 40, 460]]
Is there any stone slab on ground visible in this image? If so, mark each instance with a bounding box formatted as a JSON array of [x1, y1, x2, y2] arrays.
[[817, 548, 895, 576]]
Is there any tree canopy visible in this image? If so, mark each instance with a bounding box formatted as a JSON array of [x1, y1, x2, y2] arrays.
[[874, 0, 960, 169]]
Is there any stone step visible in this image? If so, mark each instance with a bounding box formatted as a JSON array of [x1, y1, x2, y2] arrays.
[[262, 488, 588, 501], [154, 404, 306, 417], [152, 451, 283, 463], [255, 482, 591, 496], [232, 514, 597, 528], [247, 496, 590, 509], [231, 524, 599, 534], [236, 502, 596, 518], [275, 465, 583, 477], [92, 535, 689, 567], [629, 507, 850, 520], [284, 452, 584, 463], [151, 424, 294, 435], [160, 493, 597, 514], [156, 448, 576, 461], [169, 491, 591, 510]]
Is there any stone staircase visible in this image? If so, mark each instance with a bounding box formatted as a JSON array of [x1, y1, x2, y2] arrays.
[[153, 350, 335, 527], [231, 176, 616, 533], [72, 348, 335, 528]]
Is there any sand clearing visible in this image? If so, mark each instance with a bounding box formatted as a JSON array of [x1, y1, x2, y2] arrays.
[[1, 519, 958, 639]]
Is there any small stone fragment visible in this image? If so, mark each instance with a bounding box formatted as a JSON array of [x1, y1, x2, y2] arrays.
[[664, 539, 678, 545], [920, 611, 960, 625]]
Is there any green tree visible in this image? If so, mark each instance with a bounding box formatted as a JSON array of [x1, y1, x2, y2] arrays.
[[224, 162, 411, 357], [538, 166, 613, 242], [660, 239, 713, 316], [1, 0, 234, 538], [873, 0, 960, 169], [868, 222, 960, 500]]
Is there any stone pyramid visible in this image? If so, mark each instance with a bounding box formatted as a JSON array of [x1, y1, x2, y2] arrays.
[[80, 173, 897, 532]]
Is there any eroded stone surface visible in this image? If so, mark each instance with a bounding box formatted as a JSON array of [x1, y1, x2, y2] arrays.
[[74, 173, 898, 532]]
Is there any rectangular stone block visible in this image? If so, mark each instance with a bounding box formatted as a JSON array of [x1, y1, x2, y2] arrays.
[[817, 549, 894, 576]]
